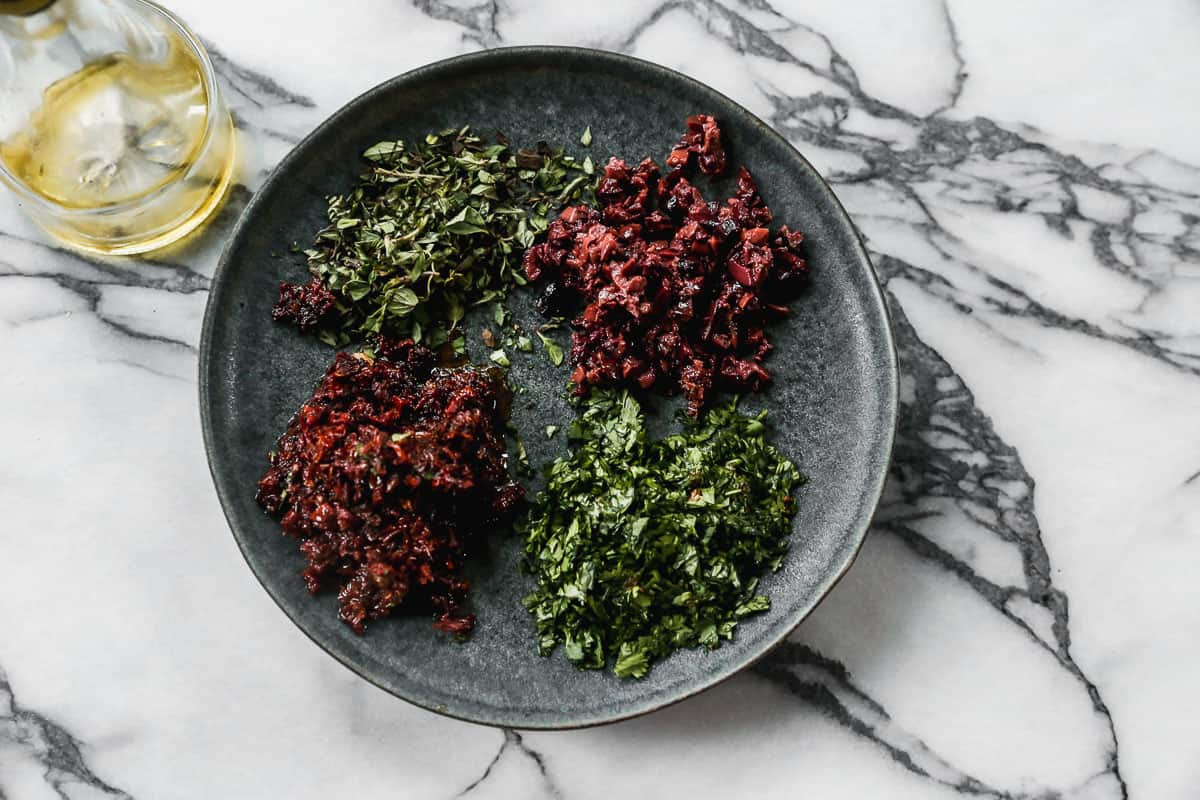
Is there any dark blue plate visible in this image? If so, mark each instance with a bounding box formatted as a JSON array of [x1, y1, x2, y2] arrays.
[[200, 46, 897, 729]]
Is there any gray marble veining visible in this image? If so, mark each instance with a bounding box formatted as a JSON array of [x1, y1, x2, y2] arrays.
[[1, 1, 1197, 797]]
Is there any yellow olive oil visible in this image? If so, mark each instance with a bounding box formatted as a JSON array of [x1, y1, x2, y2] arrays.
[[0, 31, 234, 253]]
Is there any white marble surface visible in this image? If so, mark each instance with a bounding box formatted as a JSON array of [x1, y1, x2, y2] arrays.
[[2, 1, 1199, 797]]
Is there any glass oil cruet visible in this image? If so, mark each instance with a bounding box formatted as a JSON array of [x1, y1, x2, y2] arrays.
[[0, 0, 234, 254]]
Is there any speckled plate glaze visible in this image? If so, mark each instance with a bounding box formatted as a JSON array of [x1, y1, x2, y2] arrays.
[[200, 46, 897, 729]]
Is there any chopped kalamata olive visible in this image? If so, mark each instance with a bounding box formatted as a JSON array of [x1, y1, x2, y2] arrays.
[[535, 281, 571, 317], [666, 114, 728, 175], [521, 116, 809, 416], [272, 278, 337, 333]]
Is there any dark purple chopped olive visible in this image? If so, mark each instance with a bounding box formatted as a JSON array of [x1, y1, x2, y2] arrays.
[[535, 281, 571, 317], [520, 115, 809, 417], [272, 278, 336, 333]]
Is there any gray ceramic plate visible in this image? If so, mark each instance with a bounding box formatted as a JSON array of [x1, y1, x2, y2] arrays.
[[200, 47, 897, 729]]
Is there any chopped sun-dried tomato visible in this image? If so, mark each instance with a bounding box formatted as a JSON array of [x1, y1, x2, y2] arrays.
[[256, 337, 520, 635]]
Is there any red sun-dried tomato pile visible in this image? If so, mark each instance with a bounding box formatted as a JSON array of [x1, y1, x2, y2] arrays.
[[255, 337, 521, 635], [523, 115, 810, 416]]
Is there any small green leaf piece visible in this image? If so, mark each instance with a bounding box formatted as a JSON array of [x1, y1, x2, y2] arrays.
[[536, 331, 565, 367]]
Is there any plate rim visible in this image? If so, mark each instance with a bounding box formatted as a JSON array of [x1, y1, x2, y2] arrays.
[[199, 44, 899, 730]]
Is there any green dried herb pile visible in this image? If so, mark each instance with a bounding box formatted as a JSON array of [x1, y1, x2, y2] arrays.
[[273, 126, 589, 349]]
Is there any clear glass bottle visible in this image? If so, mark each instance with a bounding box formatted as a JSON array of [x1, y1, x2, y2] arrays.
[[0, 0, 234, 254]]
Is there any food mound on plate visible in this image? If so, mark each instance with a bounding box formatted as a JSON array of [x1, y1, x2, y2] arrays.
[[522, 114, 810, 416], [255, 336, 521, 635]]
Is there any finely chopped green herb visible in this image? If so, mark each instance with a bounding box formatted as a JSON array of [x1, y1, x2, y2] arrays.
[[302, 126, 590, 347], [521, 390, 804, 678]]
